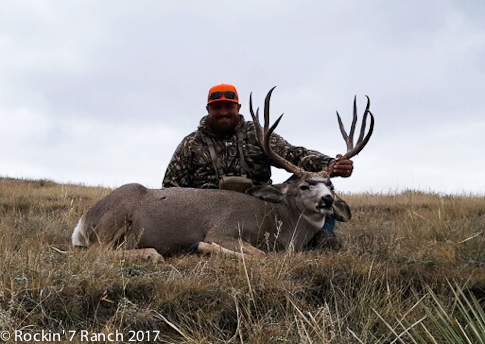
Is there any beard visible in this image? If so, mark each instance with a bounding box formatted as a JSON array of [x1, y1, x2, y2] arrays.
[[206, 114, 240, 137]]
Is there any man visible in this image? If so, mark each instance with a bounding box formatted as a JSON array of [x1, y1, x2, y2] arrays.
[[163, 84, 354, 248]]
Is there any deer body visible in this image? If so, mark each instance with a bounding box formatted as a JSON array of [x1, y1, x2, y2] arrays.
[[72, 180, 335, 259]]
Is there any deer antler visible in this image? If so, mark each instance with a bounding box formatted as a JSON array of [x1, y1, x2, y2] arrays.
[[250, 89, 374, 178], [336, 96, 374, 160], [250, 87, 306, 178]]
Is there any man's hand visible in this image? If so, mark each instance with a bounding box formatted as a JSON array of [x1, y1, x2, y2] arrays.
[[329, 155, 353, 178]]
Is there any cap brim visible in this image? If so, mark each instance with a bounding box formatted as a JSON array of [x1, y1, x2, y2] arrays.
[[207, 98, 239, 104]]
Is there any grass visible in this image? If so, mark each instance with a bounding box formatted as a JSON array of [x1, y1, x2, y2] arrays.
[[0, 177, 484, 343]]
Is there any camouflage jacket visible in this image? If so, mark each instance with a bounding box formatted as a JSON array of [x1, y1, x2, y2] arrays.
[[163, 115, 335, 189]]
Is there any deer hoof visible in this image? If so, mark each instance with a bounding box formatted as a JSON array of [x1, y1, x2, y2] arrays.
[[142, 248, 165, 263]]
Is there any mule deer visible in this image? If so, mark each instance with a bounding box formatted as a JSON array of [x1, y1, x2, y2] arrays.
[[72, 88, 374, 262]]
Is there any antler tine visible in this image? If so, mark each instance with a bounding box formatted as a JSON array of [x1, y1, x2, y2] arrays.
[[348, 95, 358, 149], [250, 93, 265, 149], [250, 87, 305, 177], [263, 86, 281, 149], [249, 92, 259, 125], [336, 111, 352, 152], [264, 86, 277, 133], [249, 92, 255, 119], [356, 95, 371, 144], [264, 113, 284, 148]]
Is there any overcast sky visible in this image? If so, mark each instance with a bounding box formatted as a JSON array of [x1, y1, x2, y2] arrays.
[[1, 1, 484, 194]]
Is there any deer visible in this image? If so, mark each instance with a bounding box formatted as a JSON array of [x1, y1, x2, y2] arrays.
[[71, 88, 374, 262]]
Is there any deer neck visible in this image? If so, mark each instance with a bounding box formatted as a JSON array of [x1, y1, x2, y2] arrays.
[[273, 199, 326, 250]]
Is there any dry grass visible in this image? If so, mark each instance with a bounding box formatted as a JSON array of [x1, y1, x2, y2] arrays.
[[0, 177, 484, 343]]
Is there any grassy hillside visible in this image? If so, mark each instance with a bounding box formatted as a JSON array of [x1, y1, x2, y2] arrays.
[[0, 177, 484, 343]]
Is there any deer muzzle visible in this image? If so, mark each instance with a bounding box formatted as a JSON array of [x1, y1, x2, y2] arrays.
[[318, 194, 334, 209]]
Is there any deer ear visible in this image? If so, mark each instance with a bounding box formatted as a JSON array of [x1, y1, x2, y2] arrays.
[[246, 184, 288, 203], [332, 193, 352, 221]]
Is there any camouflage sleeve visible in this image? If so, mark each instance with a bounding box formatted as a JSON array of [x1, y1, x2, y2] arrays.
[[162, 135, 194, 188], [269, 132, 335, 173]]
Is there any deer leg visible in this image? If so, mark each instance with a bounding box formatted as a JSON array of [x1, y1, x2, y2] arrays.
[[238, 242, 267, 257], [107, 248, 165, 263], [195, 241, 266, 259]]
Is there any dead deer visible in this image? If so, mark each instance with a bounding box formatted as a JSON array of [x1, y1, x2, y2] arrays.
[[72, 88, 374, 262]]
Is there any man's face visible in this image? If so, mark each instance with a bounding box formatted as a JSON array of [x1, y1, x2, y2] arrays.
[[205, 101, 241, 136]]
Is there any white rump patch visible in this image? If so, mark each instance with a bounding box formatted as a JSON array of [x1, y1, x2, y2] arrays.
[[71, 216, 87, 247]]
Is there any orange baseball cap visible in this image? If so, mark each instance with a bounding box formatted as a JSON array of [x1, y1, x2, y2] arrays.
[[207, 84, 239, 104]]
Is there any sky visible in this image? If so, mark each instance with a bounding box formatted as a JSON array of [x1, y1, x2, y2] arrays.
[[1, 0, 484, 195]]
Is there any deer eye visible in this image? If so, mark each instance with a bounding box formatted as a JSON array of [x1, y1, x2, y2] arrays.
[[299, 185, 310, 191]]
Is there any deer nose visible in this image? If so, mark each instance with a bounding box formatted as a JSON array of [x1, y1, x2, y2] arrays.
[[320, 194, 334, 207]]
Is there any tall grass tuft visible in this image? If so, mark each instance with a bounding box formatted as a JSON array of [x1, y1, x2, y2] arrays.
[[355, 280, 485, 344]]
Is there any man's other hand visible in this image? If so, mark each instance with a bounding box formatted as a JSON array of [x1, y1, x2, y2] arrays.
[[330, 155, 353, 178]]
